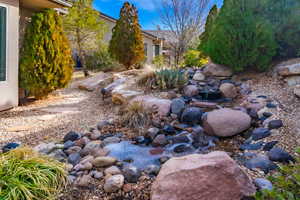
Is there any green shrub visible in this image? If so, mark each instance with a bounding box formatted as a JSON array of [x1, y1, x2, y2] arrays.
[[199, 5, 218, 48], [255, 148, 300, 200], [20, 9, 73, 98], [184, 50, 209, 68], [155, 68, 187, 90], [200, 0, 277, 72], [152, 55, 165, 69], [0, 147, 67, 200], [85, 49, 121, 72]]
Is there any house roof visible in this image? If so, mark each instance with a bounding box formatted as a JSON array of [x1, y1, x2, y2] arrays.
[[99, 12, 160, 40], [20, 0, 72, 11], [50, 0, 72, 7], [144, 30, 177, 44]]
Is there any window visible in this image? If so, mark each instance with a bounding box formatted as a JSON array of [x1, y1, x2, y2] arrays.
[[0, 6, 7, 81], [155, 45, 160, 56]]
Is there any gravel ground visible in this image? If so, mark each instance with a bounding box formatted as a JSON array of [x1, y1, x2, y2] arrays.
[[0, 78, 117, 147]]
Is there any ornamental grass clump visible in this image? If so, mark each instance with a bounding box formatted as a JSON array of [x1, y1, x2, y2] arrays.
[[0, 147, 67, 200], [155, 68, 188, 90]]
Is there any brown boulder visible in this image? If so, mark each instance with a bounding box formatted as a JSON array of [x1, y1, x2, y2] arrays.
[[183, 85, 199, 97], [203, 63, 233, 77], [203, 108, 251, 137], [151, 152, 256, 200], [220, 83, 238, 98]]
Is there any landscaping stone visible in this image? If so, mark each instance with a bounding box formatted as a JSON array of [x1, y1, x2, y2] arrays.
[[2, 142, 20, 153], [90, 170, 104, 179], [64, 141, 75, 149], [183, 85, 199, 97], [151, 152, 255, 200], [162, 125, 176, 135], [104, 174, 125, 193], [286, 76, 300, 86], [267, 147, 295, 163], [190, 101, 217, 109], [76, 174, 93, 187], [74, 162, 93, 171], [34, 142, 57, 154], [91, 156, 117, 167], [202, 63, 233, 77], [193, 71, 205, 81], [78, 72, 113, 91], [144, 164, 160, 175], [254, 178, 273, 191], [276, 58, 300, 76], [63, 131, 81, 143], [294, 85, 300, 98], [97, 120, 111, 130], [252, 128, 271, 141], [268, 120, 283, 129], [263, 141, 278, 151], [240, 142, 264, 151], [244, 155, 277, 174], [219, 83, 238, 99], [68, 153, 81, 166], [131, 96, 171, 117], [180, 107, 203, 125], [65, 146, 82, 155], [81, 141, 102, 156], [102, 136, 121, 146], [152, 134, 168, 147], [105, 166, 121, 175], [203, 108, 251, 137], [147, 127, 160, 140], [170, 98, 186, 116], [48, 149, 67, 162], [123, 165, 141, 183]]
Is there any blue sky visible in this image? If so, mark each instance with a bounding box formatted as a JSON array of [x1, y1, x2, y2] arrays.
[[93, 0, 223, 30]]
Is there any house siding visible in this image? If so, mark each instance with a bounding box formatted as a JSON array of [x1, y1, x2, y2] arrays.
[[0, 0, 19, 111]]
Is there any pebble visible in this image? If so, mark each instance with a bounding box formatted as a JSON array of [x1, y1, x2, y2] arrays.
[[252, 128, 271, 141], [68, 153, 81, 165], [122, 165, 141, 183], [104, 174, 125, 193], [268, 120, 283, 129], [267, 147, 295, 163], [91, 156, 117, 167], [254, 178, 273, 191], [63, 131, 81, 143], [102, 137, 121, 146], [105, 166, 121, 175]]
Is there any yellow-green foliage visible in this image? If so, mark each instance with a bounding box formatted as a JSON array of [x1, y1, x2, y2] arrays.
[[0, 147, 67, 200], [20, 9, 73, 99], [255, 148, 300, 200], [152, 55, 165, 69], [155, 68, 188, 90], [184, 50, 209, 67], [109, 2, 145, 69]]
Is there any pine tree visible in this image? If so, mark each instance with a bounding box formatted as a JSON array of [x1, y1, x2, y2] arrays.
[[198, 5, 218, 48], [20, 9, 73, 98], [64, 0, 106, 76], [200, 0, 277, 72], [109, 2, 145, 69]]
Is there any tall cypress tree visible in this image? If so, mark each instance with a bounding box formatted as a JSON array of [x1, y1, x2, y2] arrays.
[[109, 2, 145, 69], [20, 9, 73, 98]]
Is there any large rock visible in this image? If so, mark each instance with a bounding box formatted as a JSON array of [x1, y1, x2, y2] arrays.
[[285, 76, 300, 86], [112, 78, 144, 105], [294, 85, 300, 98], [151, 152, 256, 200], [276, 58, 300, 76], [203, 108, 251, 137], [104, 174, 124, 193], [203, 63, 233, 77], [131, 96, 171, 117], [91, 156, 117, 167], [219, 83, 238, 99], [170, 98, 186, 115], [78, 72, 113, 91], [180, 107, 203, 125], [193, 71, 205, 81], [183, 85, 199, 97]]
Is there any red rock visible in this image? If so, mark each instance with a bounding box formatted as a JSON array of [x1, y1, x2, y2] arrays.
[[149, 148, 164, 155], [151, 152, 256, 200], [190, 101, 217, 109], [203, 108, 251, 137]]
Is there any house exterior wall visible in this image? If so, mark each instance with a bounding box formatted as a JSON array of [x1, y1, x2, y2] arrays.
[[0, 0, 19, 111]]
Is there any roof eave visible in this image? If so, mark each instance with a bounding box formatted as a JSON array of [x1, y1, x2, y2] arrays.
[[50, 0, 72, 7]]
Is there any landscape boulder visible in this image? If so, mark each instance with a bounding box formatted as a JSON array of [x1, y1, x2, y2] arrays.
[[104, 174, 124, 193], [151, 152, 256, 200], [203, 108, 251, 137], [276, 58, 300, 76], [219, 83, 238, 99], [202, 63, 233, 77], [78, 72, 113, 91], [192, 71, 205, 81], [170, 98, 186, 116], [180, 107, 203, 125], [131, 96, 171, 117], [183, 85, 199, 97]]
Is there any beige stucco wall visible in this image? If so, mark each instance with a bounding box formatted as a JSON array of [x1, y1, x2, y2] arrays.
[[0, 0, 19, 111]]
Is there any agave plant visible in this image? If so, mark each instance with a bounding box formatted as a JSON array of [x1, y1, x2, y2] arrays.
[[155, 68, 188, 90], [0, 147, 67, 200]]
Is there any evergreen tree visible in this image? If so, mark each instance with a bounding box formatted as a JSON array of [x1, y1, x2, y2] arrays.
[[109, 2, 145, 69], [20, 9, 73, 98], [200, 0, 277, 72], [198, 5, 218, 49], [64, 0, 106, 76]]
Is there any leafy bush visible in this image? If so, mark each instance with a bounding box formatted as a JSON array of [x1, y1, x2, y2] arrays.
[[0, 147, 67, 200], [85, 49, 121, 72], [152, 55, 165, 69], [200, 0, 277, 72], [155, 68, 187, 90], [199, 5, 218, 48], [184, 50, 209, 67], [20, 9, 73, 98], [120, 102, 151, 133], [255, 148, 300, 200]]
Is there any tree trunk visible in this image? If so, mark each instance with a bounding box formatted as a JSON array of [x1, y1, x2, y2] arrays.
[[76, 28, 89, 77]]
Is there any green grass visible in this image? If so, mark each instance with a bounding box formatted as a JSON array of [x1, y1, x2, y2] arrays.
[[0, 147, 67, 200]]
